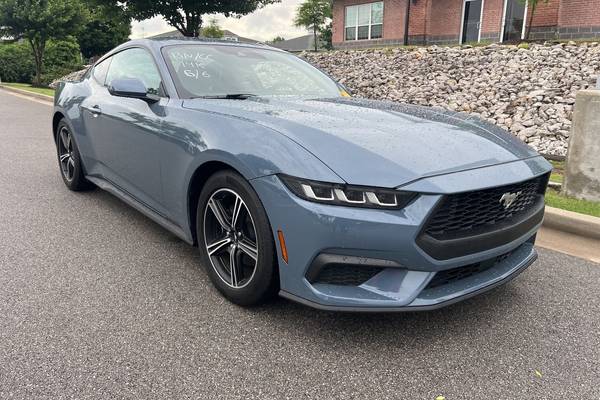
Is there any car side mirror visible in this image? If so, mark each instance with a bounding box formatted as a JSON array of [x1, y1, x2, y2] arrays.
[[108, 78, 159, 103]]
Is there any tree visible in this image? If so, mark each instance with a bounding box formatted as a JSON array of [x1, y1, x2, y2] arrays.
[[78, 0, 131, 60], [522, 0, 549, 40], [42, 37, 84, 85], [271, 35, 285, 43], [123, 0, 280, 38], [321, 22, 332, 50], [293, 0, 332, 52], [202, 18, 224, 39], [0, 0, 86, 86]]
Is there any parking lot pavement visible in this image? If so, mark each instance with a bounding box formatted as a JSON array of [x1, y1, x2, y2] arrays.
[[0, 89, 599, 399]]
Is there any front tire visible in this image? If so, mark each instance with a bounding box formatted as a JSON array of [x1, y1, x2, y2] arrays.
[[197, 170, 278, 306], [55, 120, 93, 191]]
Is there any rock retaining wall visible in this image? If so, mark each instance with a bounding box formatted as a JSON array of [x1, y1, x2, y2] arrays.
[[303, 42, 600, 156], [49, 68, 88, 89]]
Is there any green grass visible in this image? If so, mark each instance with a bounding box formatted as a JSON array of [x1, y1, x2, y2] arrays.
[[550, 173, 563, 183], [545, 188, 600, 218], [549, 160, 565, 183], [1, 82, 54, 97], [550, 160, 565, 171]]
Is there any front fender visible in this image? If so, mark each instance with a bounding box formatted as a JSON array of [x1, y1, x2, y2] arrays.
[[54, 81, 93, 161], [159, 102, 345, 236]]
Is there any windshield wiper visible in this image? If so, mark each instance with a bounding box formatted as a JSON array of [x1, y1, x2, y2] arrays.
[[192, 94, 258, 100]]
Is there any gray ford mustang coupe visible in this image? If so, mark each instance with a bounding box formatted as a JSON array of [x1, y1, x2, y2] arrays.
[[53, 38, 552, 311]]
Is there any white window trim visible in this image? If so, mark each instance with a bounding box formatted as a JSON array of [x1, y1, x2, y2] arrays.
[[459, 0, 485, 44], [344, 2, 384, 41], [500, 0, 528, 43]]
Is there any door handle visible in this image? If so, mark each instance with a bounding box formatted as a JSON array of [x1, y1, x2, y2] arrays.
[[82, 105, 102, 117]]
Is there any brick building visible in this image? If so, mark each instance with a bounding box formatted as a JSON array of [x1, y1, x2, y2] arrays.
[[332, 0, 600, 48]]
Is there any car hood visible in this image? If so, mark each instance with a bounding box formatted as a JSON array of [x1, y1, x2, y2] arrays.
[[182, 97, 538, 188]]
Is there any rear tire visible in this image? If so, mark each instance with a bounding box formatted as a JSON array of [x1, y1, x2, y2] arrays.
[[55, 120, 93, 191], [197, 170, 278, 306]]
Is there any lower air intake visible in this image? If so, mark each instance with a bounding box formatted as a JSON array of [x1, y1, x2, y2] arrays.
[[425, 252, 512, 290], [314, 264, 383, 286]]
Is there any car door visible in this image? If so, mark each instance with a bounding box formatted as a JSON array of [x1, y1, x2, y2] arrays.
[[83, 47, 168, 215], [79, 56, 112, 178]]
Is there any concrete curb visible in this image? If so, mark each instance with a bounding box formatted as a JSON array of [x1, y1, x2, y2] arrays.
[[0, 85, 53, 103], [548, 181, 562, 190], [543, 206, 600, 240]]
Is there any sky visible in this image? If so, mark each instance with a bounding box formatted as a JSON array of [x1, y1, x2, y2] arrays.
[[130, 0, 308, 42]]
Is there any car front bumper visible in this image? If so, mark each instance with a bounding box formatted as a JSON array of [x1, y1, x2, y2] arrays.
[[250, 157, 550, 312]]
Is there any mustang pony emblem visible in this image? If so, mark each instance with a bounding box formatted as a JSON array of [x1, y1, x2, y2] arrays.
[[499, 191, 521, 209]]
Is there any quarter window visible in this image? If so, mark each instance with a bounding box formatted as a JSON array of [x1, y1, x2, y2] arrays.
[[105, 48, 163, 96], [92, 57, 111, 85], [345, 2, 384, 41]]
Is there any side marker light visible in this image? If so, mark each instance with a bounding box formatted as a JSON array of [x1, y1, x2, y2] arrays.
[[277, 230, 288, 264]]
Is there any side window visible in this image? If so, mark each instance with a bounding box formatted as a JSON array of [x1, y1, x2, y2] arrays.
[[93, 57, 111, 85], [106, 48, 163, 96]]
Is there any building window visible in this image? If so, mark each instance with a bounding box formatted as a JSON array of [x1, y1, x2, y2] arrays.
[[502, 0, 527, 42], [345, 2, 384, 41]]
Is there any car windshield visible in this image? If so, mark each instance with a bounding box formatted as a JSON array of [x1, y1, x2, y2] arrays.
[[162, 44, 342, 99]]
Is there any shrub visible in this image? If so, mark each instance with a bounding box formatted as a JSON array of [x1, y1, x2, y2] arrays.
[[41, 38, 84, 86], [0, 42, 35, 83], [0, 38, 82, 86]]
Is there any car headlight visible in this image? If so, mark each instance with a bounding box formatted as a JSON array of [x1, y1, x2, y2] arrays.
[[278, 174, 416, 209]]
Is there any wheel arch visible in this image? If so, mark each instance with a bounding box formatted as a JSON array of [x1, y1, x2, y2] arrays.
[[52, 112, 65, 143], [187, 160, 243, 245]]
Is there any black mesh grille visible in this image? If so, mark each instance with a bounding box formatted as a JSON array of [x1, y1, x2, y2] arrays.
[[314, 265, 383, 286], [424, 174, 548, 240], [425, 252, 512, 290]]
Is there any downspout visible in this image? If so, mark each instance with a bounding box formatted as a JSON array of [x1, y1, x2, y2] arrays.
[[403, 0, 412, 46], [424, 0, 430, 45]]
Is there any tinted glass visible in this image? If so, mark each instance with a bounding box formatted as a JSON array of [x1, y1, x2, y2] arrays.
[[346, 27, 356, 40], [503, 0, 526, 41], [358, 26, 369, 40], [106, 48, 163, 95], [163, 45, 341, 98], [371, 24, 383, 39], [93, 58, 111, 85]]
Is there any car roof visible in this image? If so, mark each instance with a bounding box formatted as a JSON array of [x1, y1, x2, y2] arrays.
[[120, 37, 284, 53]]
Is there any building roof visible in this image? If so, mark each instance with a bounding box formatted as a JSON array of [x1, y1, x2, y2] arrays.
[[149, 29, 258, 44], [270, 34, 316, 52]]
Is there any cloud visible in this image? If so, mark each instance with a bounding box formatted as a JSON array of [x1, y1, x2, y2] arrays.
[[130, 0, 308, 42]]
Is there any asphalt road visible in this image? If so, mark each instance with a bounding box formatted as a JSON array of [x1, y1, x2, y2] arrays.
[[0, 89, 599, 400]]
